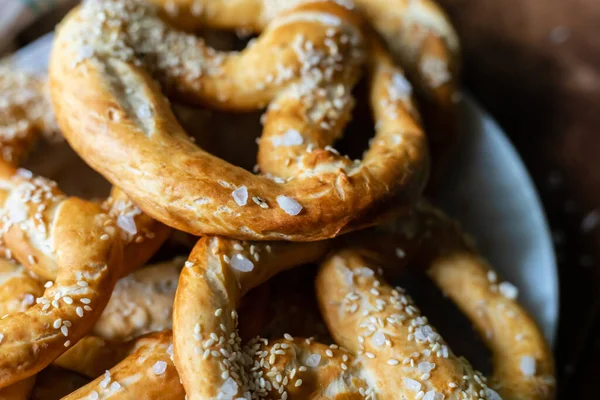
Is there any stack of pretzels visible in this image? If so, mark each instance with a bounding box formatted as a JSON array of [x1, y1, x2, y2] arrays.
[[0, 0, 555, 399]]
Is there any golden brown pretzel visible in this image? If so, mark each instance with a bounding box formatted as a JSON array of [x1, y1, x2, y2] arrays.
[[172, 203, 553, 399], [149, 0, 460, 189], [339, 201, 556, 399], [51, 269, 271, 399], [56, 332, 184, 400], [0, 260, 41, 400], [50, 0, 429, 241]]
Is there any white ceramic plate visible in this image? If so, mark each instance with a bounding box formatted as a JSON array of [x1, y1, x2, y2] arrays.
[[13, 34, 559, 345]]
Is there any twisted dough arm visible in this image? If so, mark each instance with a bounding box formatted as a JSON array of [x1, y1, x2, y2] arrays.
[[0, 167, 124, 388], [173, 237, 331, 399], [0, 65, 59, 165], [333, 201, 555, 399], [61, 332, 184, 400], [56, 278, 272, 399], [317, 249, 487, 399], [50, 0, 428, 240]]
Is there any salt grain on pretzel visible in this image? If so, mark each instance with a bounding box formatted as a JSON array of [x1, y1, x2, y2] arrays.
[[50, 0, 429, 240]]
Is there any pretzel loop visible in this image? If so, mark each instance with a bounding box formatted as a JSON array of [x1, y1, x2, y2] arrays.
[[50, 0, 429, 241]]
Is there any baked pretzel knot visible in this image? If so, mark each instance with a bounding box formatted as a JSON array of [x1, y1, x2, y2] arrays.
[[50, 0, 429, 241], [173, 202, 554, 400]]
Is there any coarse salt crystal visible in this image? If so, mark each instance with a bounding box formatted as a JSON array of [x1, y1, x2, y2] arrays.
[[499, 282, 519, 299], [305, 354, 321, 367], [485, 388, 503, 400], [520, 355, 536, 377], [372, 332, 386, 347], [152, 360, 168, 375], [276, 195, 302, 215], [220, 377, 238, 397], [232, 186, 248, 206], [418, 361, 435, 374], [117, 214, 137, 235], [230, 254, 254, 272], [391, 73, 412, 99], [403, 378, 421, 392], [271, 129, 304, 147]]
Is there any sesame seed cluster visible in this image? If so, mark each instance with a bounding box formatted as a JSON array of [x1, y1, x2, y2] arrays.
[[0, 0, 553, 398]]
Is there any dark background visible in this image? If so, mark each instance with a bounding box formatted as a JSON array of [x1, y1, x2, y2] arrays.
[[435, 0, 600, 397]]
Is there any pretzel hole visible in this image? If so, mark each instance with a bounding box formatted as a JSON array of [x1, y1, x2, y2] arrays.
[[394, 270, 493, 375], [22, 140, 111, 199]]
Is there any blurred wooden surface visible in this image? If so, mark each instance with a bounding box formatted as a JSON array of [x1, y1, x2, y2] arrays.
[[436, 0, 600, 396]]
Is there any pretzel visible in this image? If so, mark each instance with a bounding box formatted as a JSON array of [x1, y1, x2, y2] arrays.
[[172, 201, 554, 399], [49, 270, 270, 399], [148, 0, 460, 189], [50, 0, 429, 241], [91, 257, 184, 341], [342, 201, 556, 399]]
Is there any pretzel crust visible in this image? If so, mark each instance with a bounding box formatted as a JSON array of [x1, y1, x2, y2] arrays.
[[50, 0, 429, 241]]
